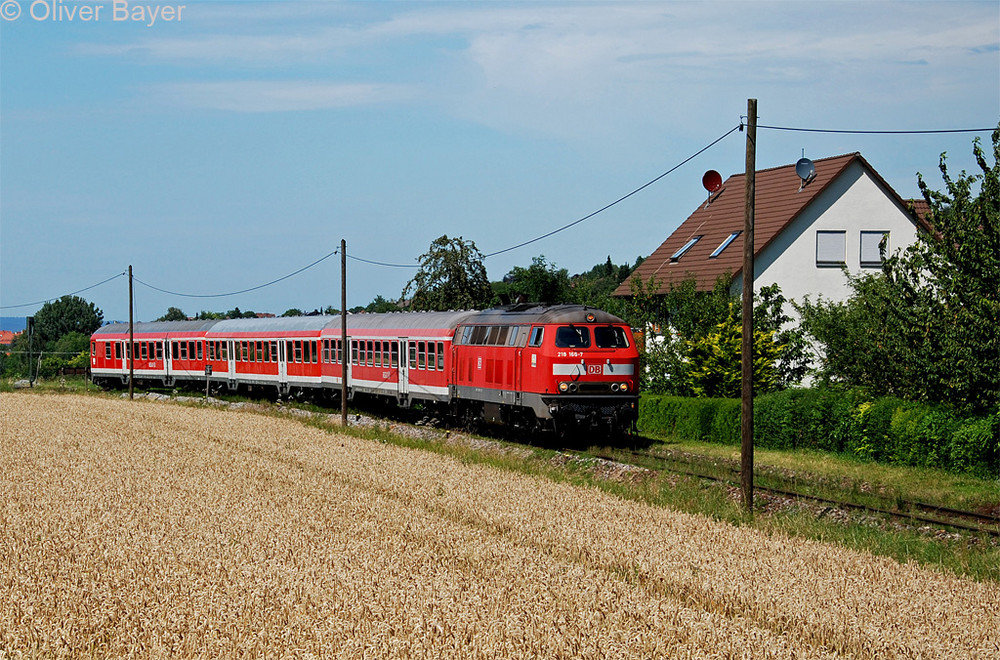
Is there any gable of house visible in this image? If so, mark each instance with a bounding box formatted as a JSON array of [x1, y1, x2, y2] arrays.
[[614, 153, 926, 303]]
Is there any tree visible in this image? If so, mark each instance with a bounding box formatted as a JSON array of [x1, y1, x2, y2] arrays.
[[156, 307, 187, 322], [492, 256, 573, 305], [32, 295, 103, 348], [799, 127, 1000, 415], [281, 308, 304, 317], [365, 295, 399, 313], [403, 235, 492, 311]]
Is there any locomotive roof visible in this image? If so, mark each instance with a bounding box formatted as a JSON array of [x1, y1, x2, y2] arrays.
[[461, 305, 627, 326]]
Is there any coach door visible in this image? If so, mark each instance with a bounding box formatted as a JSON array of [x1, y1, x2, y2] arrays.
[[227, 340, 236, 380], [397, 339, 409, 399], [277, 340, 287, 385]]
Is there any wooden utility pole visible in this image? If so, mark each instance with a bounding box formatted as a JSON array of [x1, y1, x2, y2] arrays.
[[128, 264, 134, 401], [341, 239, 348, 428], [741, 99, 757, 513]]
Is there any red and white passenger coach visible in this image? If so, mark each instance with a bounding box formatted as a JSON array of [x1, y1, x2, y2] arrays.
[[91, 305, 639, 434]]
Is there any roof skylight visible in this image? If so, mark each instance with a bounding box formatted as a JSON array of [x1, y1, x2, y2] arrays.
[[709, 232, 741, 258], [670, 235, 702, 262]]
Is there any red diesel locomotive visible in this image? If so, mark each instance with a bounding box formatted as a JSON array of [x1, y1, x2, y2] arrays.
[[90, 304, 639, 434]]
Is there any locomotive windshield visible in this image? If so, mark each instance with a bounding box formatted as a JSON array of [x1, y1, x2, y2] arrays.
[[594, 325, 630, 348], [554, 326, 591, 348]]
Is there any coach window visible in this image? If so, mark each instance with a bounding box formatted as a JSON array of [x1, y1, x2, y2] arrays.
[[105, 343, 112, 359], [408, 343, 417, 369], [313, 341, 320, 363], [427, 342, 435, 370], [268, 341, 275, 362], [417, 341, 425, 369], [373, 341, 382, 367], [334, 339, 341, 364], [528, 327, 544, 347], [382, 343, 389, 367], [139, 343, 147, 360], [254, 341, 261, 362], [390, 342, 398, 368], [208, 342, 215, 361], [555, 326, 590, 348], [180, 342, 189, 360], [363, 340, 371, 366], [436, 342, 445, 370], [188, 341, 195, 360]]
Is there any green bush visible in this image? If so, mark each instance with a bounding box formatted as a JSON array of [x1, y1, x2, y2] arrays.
[[947, 412, 1000, 478], [638, 395, 739, 444], [640, 389, 998, 476], [887, 404, 960, 468]]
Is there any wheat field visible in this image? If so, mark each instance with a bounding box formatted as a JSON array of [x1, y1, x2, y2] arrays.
[[1, 394, 997, 658]]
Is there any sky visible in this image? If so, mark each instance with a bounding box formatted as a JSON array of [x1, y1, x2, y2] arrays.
[[1, 0, 998, 323]]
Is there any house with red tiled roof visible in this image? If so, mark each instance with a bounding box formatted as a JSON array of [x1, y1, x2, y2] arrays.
[[614, 153, 927, 307]]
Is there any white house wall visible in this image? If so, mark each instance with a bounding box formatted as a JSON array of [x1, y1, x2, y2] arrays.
[[735, 161, 920, 310]]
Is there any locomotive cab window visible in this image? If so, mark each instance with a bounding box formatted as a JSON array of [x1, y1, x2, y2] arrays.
[[555, 326, 590, 348], [594, 326, 630, 349], [528, 327, 544, 347]]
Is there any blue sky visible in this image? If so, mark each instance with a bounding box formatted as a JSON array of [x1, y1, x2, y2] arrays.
[[2, 0, 998, 322]]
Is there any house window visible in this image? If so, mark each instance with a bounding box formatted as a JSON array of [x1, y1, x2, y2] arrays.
[[860, 231, 888, 268], [709, 232, 741, 258], [670, 235, 702, 262], [816, 230, 846, 267]]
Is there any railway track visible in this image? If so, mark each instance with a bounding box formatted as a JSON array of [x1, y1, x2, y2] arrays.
[[579, 446, 1000, 538]]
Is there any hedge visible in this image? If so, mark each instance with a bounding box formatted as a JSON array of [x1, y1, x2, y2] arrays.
[[638, 388, 999, 477]]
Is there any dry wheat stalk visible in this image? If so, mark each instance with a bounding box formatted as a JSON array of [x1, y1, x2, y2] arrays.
[[1, 393, 996, 658]]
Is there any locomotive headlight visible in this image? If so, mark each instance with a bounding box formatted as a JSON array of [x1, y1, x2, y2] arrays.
[[558, 381, 569, 393], [611, 383, 620, 392], [619, 382, 629, 392]]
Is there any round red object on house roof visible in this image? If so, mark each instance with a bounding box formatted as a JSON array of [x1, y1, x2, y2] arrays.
[[702, 170, 722, 193]]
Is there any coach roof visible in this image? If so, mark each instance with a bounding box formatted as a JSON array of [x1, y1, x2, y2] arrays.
[[93, 320, 219, 335]]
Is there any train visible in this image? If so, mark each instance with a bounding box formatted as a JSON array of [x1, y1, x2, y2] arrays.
[[90, 304, 640, 435]]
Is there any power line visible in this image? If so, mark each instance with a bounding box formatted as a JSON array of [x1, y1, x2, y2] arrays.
[[133, 248, 340, 298], [346, 254, 418, 268], [757, 124, 996, 135], [0, 272, 126, 310], [483, 124, 743, 258]]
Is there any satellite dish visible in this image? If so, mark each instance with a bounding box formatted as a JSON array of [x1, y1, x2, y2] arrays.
[[795, 157, 816, 190], [702, 170, 723, 194]]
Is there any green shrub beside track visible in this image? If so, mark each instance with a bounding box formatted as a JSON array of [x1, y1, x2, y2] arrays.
[[638, 389, 1000, 478]]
